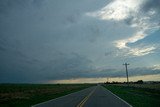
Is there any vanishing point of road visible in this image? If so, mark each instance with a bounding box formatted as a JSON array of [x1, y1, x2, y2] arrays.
[[32, 85, 132, 107]]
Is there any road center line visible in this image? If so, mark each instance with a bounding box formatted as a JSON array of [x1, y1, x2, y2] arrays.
[[77, 86, 97, 107]]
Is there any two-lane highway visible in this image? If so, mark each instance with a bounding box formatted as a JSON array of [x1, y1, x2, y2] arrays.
[[32, 85, 132, 107], [82, 85, 131, 107]]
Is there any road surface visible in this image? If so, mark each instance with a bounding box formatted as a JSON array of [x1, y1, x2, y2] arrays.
[[32, 85, 132, 107]]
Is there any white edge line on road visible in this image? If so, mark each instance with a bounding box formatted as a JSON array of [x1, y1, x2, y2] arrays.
[[31, 86, 95, 107], [105, 87, 133, 107]]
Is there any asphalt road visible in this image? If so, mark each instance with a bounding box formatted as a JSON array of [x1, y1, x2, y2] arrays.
[[32, 85, 132, 107]]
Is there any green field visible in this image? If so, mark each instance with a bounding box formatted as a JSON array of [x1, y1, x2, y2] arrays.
[[114, 83, 160, 90], [0, 84, 94, 107], [104, 84, 160, 107]]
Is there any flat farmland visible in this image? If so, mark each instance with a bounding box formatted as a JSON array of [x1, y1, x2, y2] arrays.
[[104, 84, 160, 107], [114, 83, 160, 90], [0, 84, 94, 107]]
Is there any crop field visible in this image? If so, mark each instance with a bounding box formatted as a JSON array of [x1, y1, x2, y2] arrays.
[[0, 84, 94, 107], [114, 83, 160, 90], [104, 84, 160, 107]]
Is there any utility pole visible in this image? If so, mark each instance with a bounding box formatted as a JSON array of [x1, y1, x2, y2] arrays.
[[123, 63, 129, 86]]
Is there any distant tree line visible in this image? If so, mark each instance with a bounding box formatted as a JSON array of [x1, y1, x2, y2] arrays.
[[105, 80, 160, 84]]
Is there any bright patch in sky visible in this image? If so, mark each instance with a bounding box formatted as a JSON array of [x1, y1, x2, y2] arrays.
[[49, 74, 160, 84], [87, 0, 160, 57], [87, 0, 144, 21], [128, 46, 155, 56], [152, 65, 160, 70], [114, 31, 147, 49]]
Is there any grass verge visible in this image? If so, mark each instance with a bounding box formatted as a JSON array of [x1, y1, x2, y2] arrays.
[[0, 84, 94, 107], [104, 84, 160, 107]]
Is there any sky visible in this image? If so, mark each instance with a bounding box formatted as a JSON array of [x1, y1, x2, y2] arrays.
[[0, 0, 160, 83]]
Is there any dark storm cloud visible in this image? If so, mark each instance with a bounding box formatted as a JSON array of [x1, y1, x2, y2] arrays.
[[0, 0, 110, 79], [129, 67, 160, 76], [141, 0, 160, 12], [0, 0, 160, 83], [142, 0, 160, 26], [80, 67, 160, 78], [37, 53, 93, 80], [0, 52, 93, 83], [123, 0, 160, 27]]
